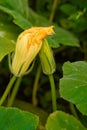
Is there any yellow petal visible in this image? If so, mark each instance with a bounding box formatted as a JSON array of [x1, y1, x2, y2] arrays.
[[11, 26, 54, 76]]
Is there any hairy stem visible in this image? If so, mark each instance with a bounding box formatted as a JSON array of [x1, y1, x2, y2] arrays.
[[49, 74, 57, 111], [70, 103, 79, 119], [32, 64, 41, 106], [49, 0, 60, 22], [7, 77, 22, 107], [0, 76, 16, 106]]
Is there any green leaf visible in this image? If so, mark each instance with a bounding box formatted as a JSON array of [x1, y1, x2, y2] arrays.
[[60, 4, 77, 15], [80, 115, 87, 128], [0, 0, 79, 48], [47, 25, 79, 48], [60, 61, 87, 115], [0, 0, 32, 29], [36, 0, 53, 18], [46, 111, 86, 130], [0, 106, 39, 130], [0, 21, 21, 61]]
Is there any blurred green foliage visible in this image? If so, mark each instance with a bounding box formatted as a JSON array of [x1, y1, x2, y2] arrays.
[[0, 0, 87, 129]]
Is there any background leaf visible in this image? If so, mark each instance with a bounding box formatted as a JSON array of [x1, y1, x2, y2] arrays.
[[0, 106, 39, 130], [60, 61, 87, 115], [0, 0, 32, 29], [46, 111, 86, 130], [60, 4, 77, 15], [0, 0, 79, 48], [13, 99, 48, 127], [0, 21, 21, 61], [47, 25, 79, 48], [35, 0, 53, 18]]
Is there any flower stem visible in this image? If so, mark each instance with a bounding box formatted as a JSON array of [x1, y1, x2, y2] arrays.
[[70, 103, 79, 119], [32, 64, 41, 106], [48, 74, 57, 111], [49, 0, 60, 22], [0, 76, 16, 106], [7, 77, 22, 107]]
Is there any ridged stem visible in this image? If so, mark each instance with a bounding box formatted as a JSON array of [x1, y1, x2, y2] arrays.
[[49, 74, 57, 111], [7, 77, 22, 107], [0, 76, 16, 106]]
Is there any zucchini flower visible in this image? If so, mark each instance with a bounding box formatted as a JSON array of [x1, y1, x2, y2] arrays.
[[11, 26, 54, 77]]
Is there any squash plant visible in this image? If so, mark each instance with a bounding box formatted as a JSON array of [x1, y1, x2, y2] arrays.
[[0, 0, 87, 130]]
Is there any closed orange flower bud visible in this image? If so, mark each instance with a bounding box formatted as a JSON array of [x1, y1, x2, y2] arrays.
[[11, 26, 54, 76]]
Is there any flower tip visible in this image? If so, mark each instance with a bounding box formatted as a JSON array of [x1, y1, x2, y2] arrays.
[[47, 26, 55, 35]]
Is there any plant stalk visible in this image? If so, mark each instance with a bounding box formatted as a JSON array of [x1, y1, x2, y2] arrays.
[[49, 74, 57, 111], [7, 77, 22, 107], [49, 0, 60, 22], [0, 76, 16, 106], [70, 103, 79, 119], [32, 64, 41, 106]]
